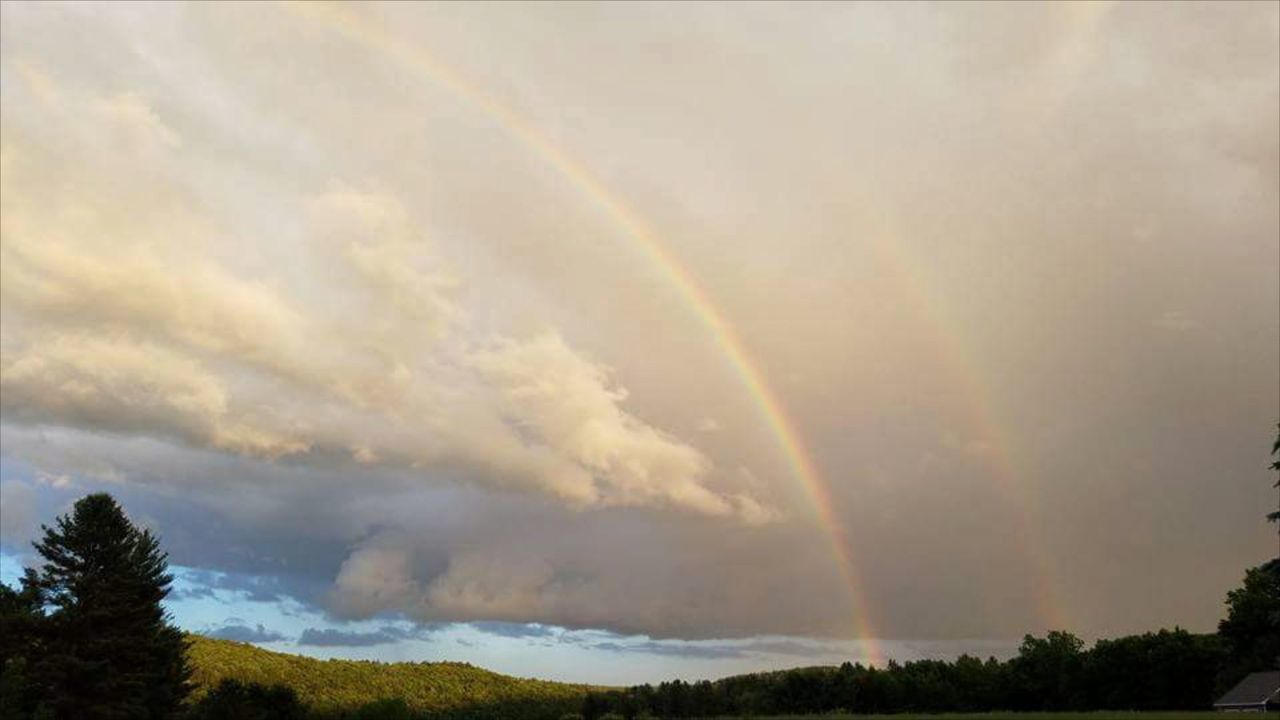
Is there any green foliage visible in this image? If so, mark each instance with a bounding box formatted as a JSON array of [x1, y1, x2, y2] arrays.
[[0, 581, 44, 719], [1081, 629, 1224, 709], [1218, 558, 1280, 686], [680, 715, 1262, 720], [187, 679, 306, 720], [1006, 631, 1085, 709], [4, 493, 191, 719], [341, 698, 415, 720], [186, 635, 587, 719]]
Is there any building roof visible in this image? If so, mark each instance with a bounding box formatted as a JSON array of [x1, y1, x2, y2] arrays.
[[1215, 671, 1280, 707]]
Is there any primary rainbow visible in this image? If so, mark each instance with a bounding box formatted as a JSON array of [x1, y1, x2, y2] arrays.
[[271, 0, 1095, 665], [284, 2, 886, 662]]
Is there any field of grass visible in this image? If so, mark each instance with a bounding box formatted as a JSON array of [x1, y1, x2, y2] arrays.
[[703, 715, 1270, 720], [187, 634, 589, 717]]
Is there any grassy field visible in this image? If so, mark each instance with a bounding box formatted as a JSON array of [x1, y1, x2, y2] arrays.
[[699, 715, 1271, 720]]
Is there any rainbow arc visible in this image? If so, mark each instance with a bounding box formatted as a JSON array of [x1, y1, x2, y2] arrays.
[[280, 0, 1101, 662]]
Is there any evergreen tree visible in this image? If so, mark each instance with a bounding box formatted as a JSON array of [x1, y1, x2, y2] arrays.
[[24, 493, 190, 719]]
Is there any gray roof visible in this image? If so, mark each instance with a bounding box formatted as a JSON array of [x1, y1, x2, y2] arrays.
[[1215, 671, 1280, 707]]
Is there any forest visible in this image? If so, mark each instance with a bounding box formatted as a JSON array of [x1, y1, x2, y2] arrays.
[[578, 624, 1249, 718]]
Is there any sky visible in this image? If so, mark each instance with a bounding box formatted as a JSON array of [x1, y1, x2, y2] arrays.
[[0, 0, 1277, 686]]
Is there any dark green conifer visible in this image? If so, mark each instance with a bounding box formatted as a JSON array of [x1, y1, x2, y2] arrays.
[[24, 493, 190, 719]]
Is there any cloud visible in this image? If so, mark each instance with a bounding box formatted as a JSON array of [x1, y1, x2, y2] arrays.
[[419, 549, 560, 622], [469, 621, 561, 639], [330, 536, 422, 618], [34, 472, 72, 489], [177, 569, 297, 604], [591, 640, 746, 660], [94, 93, 181, 148], [0, 95, 764, 522], [297, 625, 431, 647], [207, 622, 287, 643], [0, 481, 36, 545], [0, 334, 308, 458], [468, 333, 740, 516], [309, 188, 462, 341], [582, 635, 848, 661]]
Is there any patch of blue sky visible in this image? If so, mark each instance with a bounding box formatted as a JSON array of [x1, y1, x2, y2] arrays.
[[0, 548, 26, 587]]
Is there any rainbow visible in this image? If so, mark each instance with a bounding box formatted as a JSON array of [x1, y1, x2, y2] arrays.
[[282, 1, 886, 663], [862, 215, 1069, 631], [277, 0, 1090, 663], [844, 0, 1117, 632]]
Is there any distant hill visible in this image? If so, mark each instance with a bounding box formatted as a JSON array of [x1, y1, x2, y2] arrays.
[[187, 634, 589, 718]]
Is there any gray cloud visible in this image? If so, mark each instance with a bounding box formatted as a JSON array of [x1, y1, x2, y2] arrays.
[[0, 481, 36, 545], [178, 569, 297, 604], [470, 621, 561, 639], [297, 625, 433, 648], [581, 636, 856, 661], [591, 641, 746, 661], [207, 623, 287, 644]]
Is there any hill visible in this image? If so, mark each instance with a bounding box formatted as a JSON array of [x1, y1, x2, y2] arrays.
[[186, 634, 589, 718]]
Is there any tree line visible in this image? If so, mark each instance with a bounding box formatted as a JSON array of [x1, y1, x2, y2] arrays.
[[578, 621, 1254, 718]]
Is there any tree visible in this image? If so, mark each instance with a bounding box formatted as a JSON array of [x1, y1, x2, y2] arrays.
[[186, 676, 305, 717], [1268, 424, 1279, 524], [23, 493, 191, 719], [0, 577, 45, 719], [1218, 559, 1280, 688], [187, 680, 305, 720], [1006, 631, 1085, 710], [1081, 629, 1224, 709]]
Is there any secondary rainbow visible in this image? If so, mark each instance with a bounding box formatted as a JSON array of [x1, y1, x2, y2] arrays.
[[863, 218, 1069, 631], [281, 3, 887, 663]]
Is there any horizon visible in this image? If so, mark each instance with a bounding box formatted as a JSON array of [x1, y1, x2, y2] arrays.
[[0, 0, 1276, 688]]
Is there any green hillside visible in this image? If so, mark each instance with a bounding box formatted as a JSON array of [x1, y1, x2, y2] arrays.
[[187, 634, 589, 718]]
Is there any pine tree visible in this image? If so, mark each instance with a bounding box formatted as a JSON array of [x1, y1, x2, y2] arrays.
[[24, 493, 190, 719]]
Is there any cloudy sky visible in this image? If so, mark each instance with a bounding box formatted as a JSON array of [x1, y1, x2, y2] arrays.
[[1, 1, 1277, 685]]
